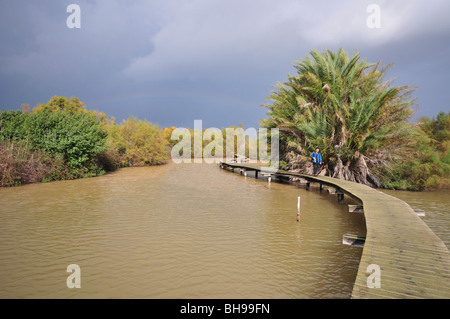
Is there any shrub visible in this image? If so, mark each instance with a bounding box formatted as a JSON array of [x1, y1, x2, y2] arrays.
[[1, 109, 108, 177], [106, 117, 169, 167]]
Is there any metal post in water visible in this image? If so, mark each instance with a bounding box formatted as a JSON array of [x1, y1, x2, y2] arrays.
[[297, 196, 301, 222]]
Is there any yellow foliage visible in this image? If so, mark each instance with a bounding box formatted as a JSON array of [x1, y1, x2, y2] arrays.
[[105, 117, 169, 167]]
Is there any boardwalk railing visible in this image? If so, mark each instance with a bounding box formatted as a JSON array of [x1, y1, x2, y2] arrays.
[[219, 162, 450, 299]]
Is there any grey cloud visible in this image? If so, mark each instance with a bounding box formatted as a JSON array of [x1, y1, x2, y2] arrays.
[[1, 0, 449, 129]]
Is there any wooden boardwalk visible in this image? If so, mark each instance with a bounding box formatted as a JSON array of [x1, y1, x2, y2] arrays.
[[219, 162, 450, 299]]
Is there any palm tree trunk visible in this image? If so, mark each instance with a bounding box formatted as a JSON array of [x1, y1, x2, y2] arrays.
[[351, 155, 382, 188], [332, 156, 344, 180]]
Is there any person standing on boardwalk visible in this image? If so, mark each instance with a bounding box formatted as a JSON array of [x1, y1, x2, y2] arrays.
[[310, 148, 322, 176]]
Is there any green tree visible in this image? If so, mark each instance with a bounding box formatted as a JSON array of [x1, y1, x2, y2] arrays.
[[387, 111, 450, 190], [0, 109, 108, 176], [261, 48, 418, 187], [25, 110, 108, 171], [34, 96, 88, 114], [34, 96, 112, 125], [0, 110, 28, 141], [419, 111, 450, 150]]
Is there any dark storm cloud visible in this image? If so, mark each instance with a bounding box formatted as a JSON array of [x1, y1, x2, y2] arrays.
[[1, 0, 449, 129]]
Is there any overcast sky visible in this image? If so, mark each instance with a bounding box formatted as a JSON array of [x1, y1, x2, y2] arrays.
[[1, 0, 449, 129]]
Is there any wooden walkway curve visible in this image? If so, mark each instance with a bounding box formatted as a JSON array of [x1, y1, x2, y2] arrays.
[[219, 162, 450, 299]]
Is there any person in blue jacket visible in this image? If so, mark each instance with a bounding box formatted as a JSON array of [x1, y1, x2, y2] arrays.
[[310, 148, 322, 176]]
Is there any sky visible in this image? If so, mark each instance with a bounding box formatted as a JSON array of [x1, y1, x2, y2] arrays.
[[1, 0, 449, 129]]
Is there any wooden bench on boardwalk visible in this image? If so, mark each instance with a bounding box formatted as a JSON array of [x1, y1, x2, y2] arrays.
[[219, 162, 450, 299]]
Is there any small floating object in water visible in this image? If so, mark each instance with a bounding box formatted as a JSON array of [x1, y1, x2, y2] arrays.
[[414, 209, 426, 217], [348, 205, 364, 213], [343, 233, 366, 247]]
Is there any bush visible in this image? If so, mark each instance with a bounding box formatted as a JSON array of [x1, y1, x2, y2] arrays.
[[24, 110, 108, 171], [383, 111, 450, 190], [95, 148, 122, 172], [1, 109, 108, 177], [106, 117, 169, 167], [0, 110, 28, 141]]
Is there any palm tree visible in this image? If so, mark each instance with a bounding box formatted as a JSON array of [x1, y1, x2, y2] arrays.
[[261, 48, 418, 187]]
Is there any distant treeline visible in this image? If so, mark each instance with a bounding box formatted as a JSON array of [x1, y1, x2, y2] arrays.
[[0, 96, 169, 187], [164, 125, 259, 160]]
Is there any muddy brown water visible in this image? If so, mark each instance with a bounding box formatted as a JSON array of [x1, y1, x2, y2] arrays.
[[0, 162, 447, 298]]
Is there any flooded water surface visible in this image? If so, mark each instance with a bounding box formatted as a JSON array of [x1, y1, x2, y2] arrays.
[[2, 163, 446, 298]]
